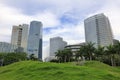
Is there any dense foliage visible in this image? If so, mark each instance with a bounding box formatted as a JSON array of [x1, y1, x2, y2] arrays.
[[55, 42, 120, 66], [0, 52, 27, 66]]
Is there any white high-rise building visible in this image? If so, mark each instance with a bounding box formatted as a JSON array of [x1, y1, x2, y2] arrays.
[[84, 13, 113, 47], [11, 24, 28, 51], [27, 21, 42, 60], [50, 37, 67, 57]]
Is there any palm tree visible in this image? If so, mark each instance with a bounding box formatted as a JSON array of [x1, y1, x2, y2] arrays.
[[63, 49, 72, 62], [55, 49, 72, 63], [84, 42, 95, 60], [113, 42, 120, 66], [55, 50, 63, 63], [114, 42, 120, 55], [76, 42, 95, 61], [105, 44, 116, 66], [94, 45, 105, 61], [76, 46, 85, 62]]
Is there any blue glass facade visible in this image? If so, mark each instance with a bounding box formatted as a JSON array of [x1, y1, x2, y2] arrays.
[[27, 21, 42, 60]]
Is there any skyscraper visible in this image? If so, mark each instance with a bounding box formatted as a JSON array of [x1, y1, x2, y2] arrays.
[[50, 37, 67, 57], [84, 13, 113, 47], [27, 21, 42, 60], [11, 24, 28, 51]]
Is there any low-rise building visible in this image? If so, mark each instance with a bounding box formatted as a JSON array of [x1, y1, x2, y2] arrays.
[[0, 42, 24, 53], [65, 42, 86, 54]]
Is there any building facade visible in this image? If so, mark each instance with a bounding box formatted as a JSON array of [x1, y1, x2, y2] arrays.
[[113, 39, 119, 45], [65, 43, 85, 54], [27, 21, 42, 59], [50, 37, 67, 57], [84, 13, 113, 47], [0, 42, 24, 53], [11, 24, 28, 51]]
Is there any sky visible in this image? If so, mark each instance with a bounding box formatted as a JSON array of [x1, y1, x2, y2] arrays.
[[0, 0, 120, 59]]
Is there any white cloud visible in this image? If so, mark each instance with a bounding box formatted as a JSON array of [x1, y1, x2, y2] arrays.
[[33, 11, 60, 27], [0, 3, 61, 42], [0, 4, 30, 42], [43, 23, 85, 45]]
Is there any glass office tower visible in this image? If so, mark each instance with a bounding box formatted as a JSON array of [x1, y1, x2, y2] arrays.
[[84, 13, 113, 47], [27, 21, 42, 60]]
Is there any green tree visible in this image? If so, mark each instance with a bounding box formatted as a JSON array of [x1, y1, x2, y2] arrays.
[[0, 53, 6, 66], [63, 48, 73, 62], [29, 54, 38, 61], [114, 42, 120, 55], [55, 50, 63, 63], [80, 42, 95, 60], [0, 52, 27, 66], [94, 45, 105, 61], [113, 42, 120, 66], [76, 46, 85, 62], [105, 45, 116, 66], [55, 49, 72, 63]]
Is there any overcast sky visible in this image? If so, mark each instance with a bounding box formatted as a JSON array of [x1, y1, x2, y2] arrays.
[[0, 0, 120, 59]]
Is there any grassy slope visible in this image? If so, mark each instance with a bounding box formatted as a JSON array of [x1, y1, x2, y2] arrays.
[[0, 61, 120, 80]]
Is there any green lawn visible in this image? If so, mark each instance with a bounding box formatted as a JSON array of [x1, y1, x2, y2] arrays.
[[0, 61, 120, 80]]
